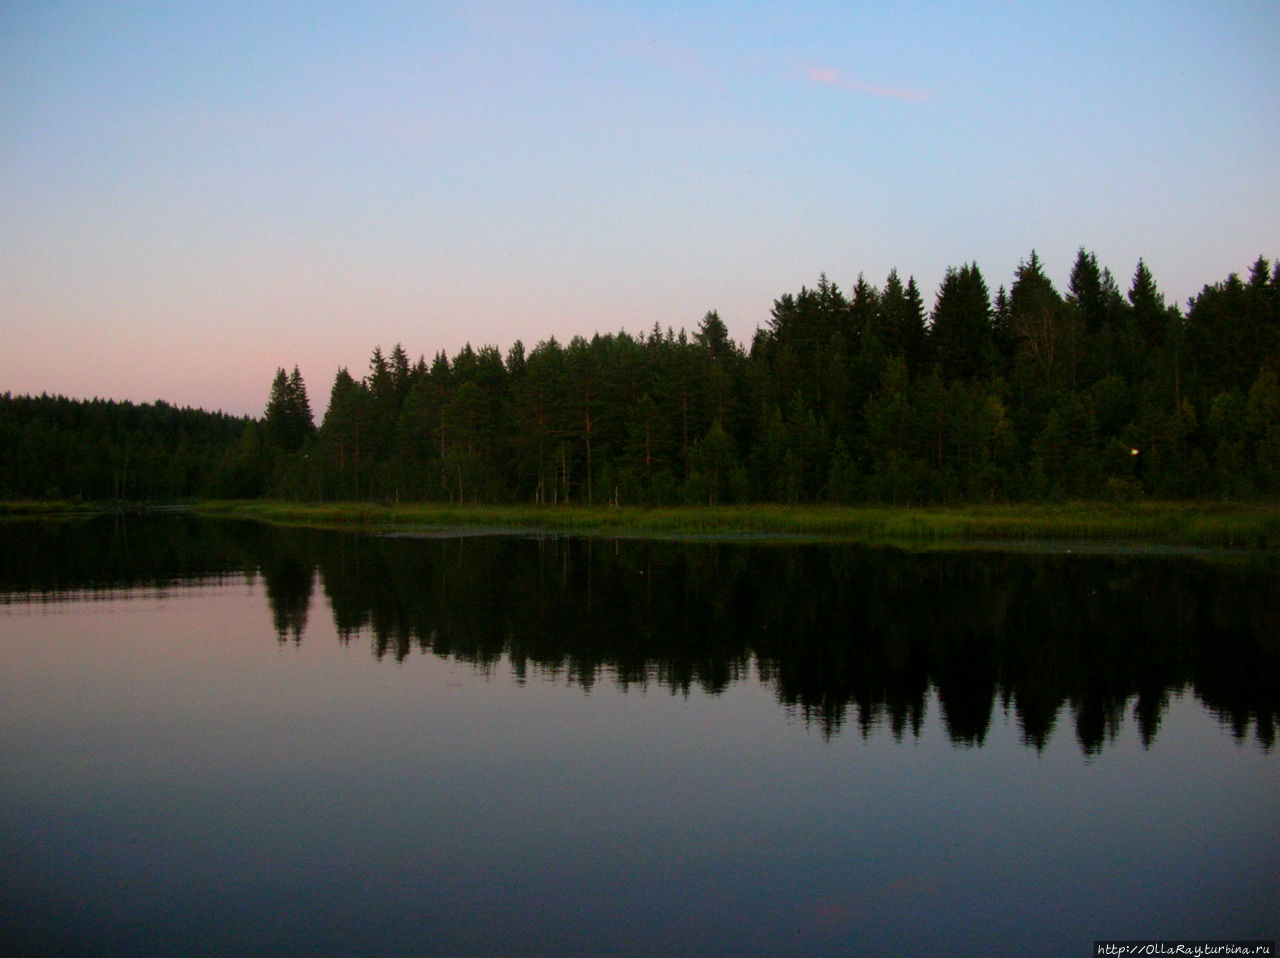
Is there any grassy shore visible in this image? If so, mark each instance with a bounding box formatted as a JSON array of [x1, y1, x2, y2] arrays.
[[0, 500, 104, 518], [183, 499, 1280, 549], [6, 499, 1276, 547]]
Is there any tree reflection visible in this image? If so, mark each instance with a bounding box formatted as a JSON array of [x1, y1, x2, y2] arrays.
[[298, 531, 1279, 752], [3, 516, 1276, 752], [0, 513, 259, 596], [261, 550, 312, 643]]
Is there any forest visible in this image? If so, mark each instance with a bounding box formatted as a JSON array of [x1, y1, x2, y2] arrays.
[[3, 249, 1278, 505], [0, 394, 249, 501]]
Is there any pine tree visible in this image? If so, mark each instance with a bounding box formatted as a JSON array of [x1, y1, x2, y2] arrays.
[[1067, 248, 1106, 333], [695, 310, 731, 360], [1128, 259, 1169, 351], [318, 368, 370, 499], [263, 367, 313, 453], [929, 263, 992, 381], [878, 269, 922, 370], [1011, 251, 1078, 393]]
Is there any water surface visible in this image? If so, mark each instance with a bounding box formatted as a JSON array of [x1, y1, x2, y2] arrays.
[[2, 517, 1276, 956]]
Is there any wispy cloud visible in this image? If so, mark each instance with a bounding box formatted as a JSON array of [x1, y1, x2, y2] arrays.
[[803, 65, 930, 104]]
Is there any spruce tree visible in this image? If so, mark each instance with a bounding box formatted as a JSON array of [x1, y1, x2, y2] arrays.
[[263, 367, 313, 453], [929, 263, 992, 381]]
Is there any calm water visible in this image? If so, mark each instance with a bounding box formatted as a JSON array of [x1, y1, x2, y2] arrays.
[[1, 516, 1276, 957]]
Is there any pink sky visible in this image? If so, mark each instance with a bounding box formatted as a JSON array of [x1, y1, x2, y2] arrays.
[[3, 1, 1277, 419]]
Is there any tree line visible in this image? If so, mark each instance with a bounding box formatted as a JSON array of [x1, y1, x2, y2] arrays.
[[4, 249, 1278, 503], [0, 394, 250, 501]]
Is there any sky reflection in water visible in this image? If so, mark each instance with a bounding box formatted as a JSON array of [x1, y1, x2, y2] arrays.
[[1, 518, 1277, 956]]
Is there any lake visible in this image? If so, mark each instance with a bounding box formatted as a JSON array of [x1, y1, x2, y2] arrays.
[[1, 515, 1276, 956]]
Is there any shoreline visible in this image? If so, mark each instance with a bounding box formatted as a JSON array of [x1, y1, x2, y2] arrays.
[[206, 500, 1280, 550], [4, 499, 1279, 549]]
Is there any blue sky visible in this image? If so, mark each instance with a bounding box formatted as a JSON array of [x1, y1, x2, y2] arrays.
[[3, 0, 1277, 417]]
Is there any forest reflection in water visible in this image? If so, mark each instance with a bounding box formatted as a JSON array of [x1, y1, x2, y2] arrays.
[[3, 514, 1276, 755]]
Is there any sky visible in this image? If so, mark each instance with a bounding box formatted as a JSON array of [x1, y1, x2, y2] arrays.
[[2, 1, 1278, 419]]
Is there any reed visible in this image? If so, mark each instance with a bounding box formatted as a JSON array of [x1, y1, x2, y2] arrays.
[[0, 500, 99, 518], [191, 500, 1280, 548]]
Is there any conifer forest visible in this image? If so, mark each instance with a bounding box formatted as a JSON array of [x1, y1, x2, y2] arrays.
[[4, 250, 1278, 505]]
